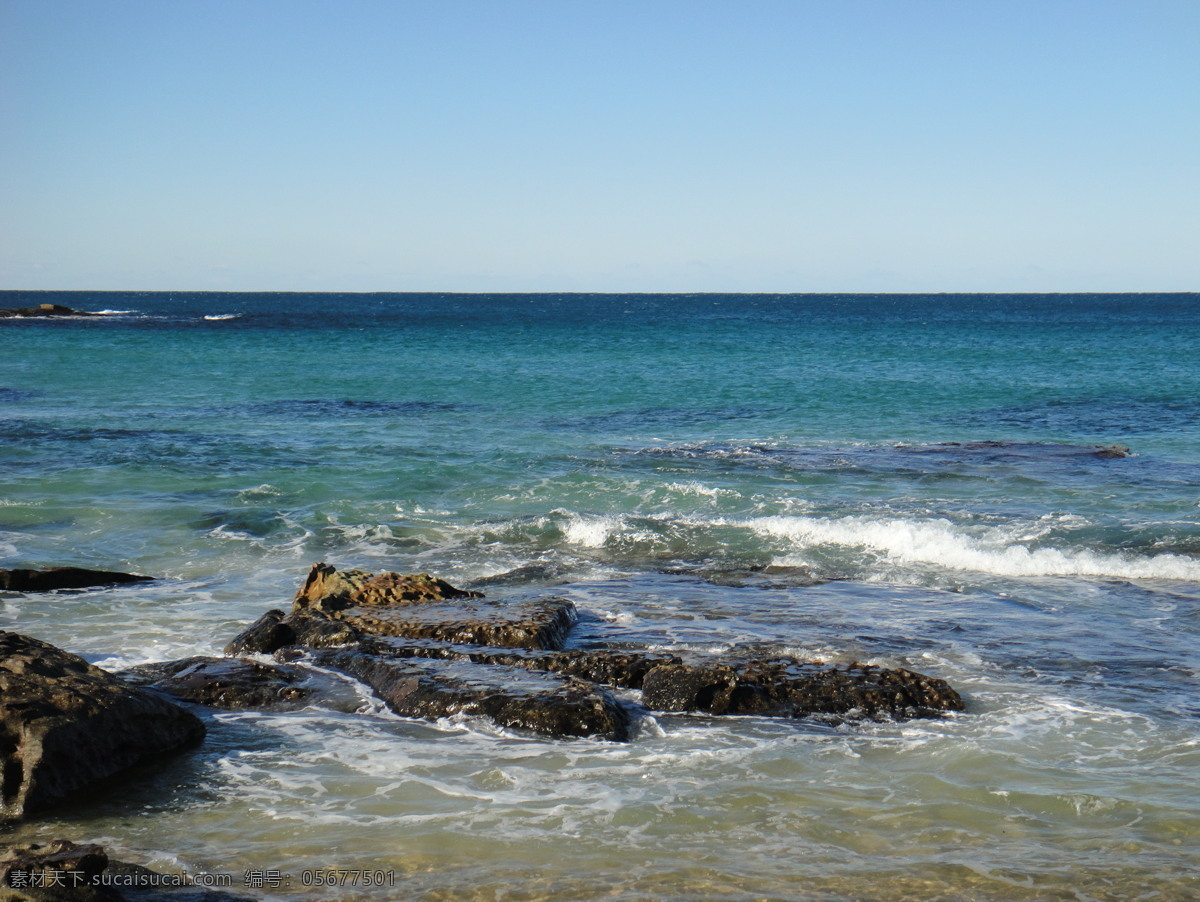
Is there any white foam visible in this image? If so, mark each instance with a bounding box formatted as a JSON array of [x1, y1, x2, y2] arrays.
[[561, 513, 621, 547], [203, 313, 240, 321], [93, 309, 136, 315], [747, 514, 1200, 581], [665, 481, 737, 501]]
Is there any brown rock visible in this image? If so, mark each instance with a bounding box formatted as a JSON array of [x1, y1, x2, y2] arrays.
[[338, 596, 577, 651], [285, 564, 576, 652], [293, 563, 481, 616]]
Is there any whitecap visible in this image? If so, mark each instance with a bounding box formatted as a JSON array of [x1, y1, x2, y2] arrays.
[[203, 313, 241, 321], [749, 514, 1200, 581]]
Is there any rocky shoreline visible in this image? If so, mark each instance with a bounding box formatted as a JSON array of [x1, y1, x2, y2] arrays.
[[1, 562, 966, 895]]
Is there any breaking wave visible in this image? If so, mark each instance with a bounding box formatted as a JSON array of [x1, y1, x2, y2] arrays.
[[749, 514, 1200, 581]]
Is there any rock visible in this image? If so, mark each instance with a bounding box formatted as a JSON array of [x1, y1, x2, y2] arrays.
[[338, 595, 577, 651], [0, 839, 260, 901], [0, 568, 154, 593], [0, 304, 97, 319], [355, 636, 680, 689], [223, 609, 357, 656], [0, 632, 205, 821], [293, 563, 481, 616], [219, 565, 969, 740], [0, 839, 111, 901], [642, 657, 965, 720], [285, 564, 577, 651], [313, 646, 632, 741], [119, 657, 313, 709], [1094, 444, 1131, 459], [660, 563, 826, 589]]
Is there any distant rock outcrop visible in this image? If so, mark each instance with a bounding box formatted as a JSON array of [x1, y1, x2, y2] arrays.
[[0, 632, 205, 821], [0, 304, 97, 319]]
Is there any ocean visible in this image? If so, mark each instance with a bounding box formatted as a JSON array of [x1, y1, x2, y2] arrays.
[[1, 292, 1198, 900]]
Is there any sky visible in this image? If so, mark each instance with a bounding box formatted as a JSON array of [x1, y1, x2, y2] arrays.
[[1, 0, 1197, 293]]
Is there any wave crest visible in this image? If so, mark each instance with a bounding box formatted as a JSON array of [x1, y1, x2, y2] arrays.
[[749, 515, 1200, 580]]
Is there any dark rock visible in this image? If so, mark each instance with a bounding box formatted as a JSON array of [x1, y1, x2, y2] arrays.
[[293, 563, 481, 616], [0, 304, 97, 319], [313, 647, 632, 741], [0, 839, 111, 901], [223, 609, 357, 656], [356, 636, 680, 689], [468, 562, 573, 588], [0, 632, 205, 821], [0, 568, 154, 593], [0, 840, 259, 901], [120, 657, 313, 709], [642, 657, 965, 720], [1094, 444, 1132, 459], [660, 563, 826, 589]]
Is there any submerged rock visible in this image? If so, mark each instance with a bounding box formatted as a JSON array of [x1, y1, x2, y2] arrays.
[[0, 568, 154, 593], [0, 632, 205, 821], [313, 647, 632, 741], [120, 656, 314, 710], [642, 657, 965, 720]]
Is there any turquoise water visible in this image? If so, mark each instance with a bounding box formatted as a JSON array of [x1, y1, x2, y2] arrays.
[[2, 293, 1199, 900]]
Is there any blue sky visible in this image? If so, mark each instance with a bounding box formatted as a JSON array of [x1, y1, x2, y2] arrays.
[[2, 0, 1197, 292]]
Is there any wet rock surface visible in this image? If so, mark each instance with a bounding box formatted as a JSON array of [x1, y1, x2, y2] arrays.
[[218, 563, 966, 741], [0, 839, 259, 901], [642, 658, 965, 719], [355, 637, 681, 690], [120, 657, 315, 710], [337, 596, 578, 651], [312, 647, 632, 741], [0, 632, 205, 821], [0, 569, 154, 593], [223, 609, 357, 656]]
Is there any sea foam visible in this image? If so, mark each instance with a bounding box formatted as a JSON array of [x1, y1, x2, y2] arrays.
[[749, 514, 1200, 580]]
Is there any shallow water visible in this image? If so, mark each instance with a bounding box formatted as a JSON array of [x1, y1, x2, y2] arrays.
[[2, 293, 1198, 900]]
